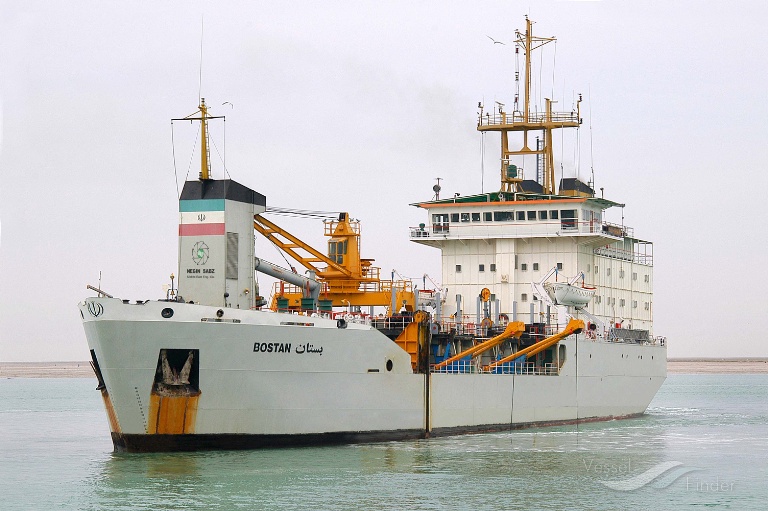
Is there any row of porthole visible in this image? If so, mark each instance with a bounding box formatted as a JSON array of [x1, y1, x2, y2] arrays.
[[590, 353, 657, 361], [161, 308, 224, 319], [617, 353, 655, 360]]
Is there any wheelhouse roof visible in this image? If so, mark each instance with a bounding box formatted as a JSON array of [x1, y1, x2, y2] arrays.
[[412, 191, 622, 210]]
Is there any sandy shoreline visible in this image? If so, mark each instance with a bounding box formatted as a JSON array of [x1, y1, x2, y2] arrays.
[[1, 362, 95, 378], [666, 359, 768, 374], [2, 359, 767, 378]]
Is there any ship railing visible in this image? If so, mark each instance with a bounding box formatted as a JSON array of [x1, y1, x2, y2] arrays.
[[362, 266, 381, 281], [432, 361, 475, 374], [270, 277, 414, 298], [436, 317, 497, 336], [516, 363, 535, 375], [435, 318, 460, 335], [600, 221, 634, 238], [334, 312, 371, 325], [409, 220, 635, 240], [273, 308, 335, 319], [323, 218, 361, 236], [444, 320, 464, 335], [541, 324, 561, 337], [411, 224, 433, 237], [478, 111, 579, 127], [475, 362, 560, 375], [269, 307, 378, 326], [372, 315, 412, 331], [433, 316, 556, 337], [593, 245, 653, 265]]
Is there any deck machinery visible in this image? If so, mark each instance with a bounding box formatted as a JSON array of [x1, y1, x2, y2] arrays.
[[253, 213, 416, 315]]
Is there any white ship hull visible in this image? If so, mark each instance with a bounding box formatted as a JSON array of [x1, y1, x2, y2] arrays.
[[81, 298, 666, 452]]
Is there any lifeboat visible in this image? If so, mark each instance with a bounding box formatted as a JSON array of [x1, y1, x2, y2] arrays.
[[543, 282, 596, 309]]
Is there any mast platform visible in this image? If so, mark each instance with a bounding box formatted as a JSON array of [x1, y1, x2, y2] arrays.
[[477, 110, 580, 132]]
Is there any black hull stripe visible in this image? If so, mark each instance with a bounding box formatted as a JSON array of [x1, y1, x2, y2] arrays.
[[111, 413, 644, 452], [112, 429, 425, 452]]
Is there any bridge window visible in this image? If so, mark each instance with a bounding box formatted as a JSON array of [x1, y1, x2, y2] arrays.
[[517, 211, 525, 221], [461, 213, 470, 222], [527, 211, 536, 220], [538, 211, 547, 220], [472, 213, 481, 222], [432, 214, 449, 233], [450, 213, 459, 223], [560, 209, 577, 230], [494, 211, 514, 221], [484, 212, 492, 221], [550, 210, 559, 219]]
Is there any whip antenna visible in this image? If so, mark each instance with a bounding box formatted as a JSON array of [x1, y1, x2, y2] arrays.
[[198, 15, 204, 103]]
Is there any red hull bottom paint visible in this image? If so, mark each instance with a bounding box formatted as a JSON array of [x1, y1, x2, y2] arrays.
[[111, 413, 645, 453]]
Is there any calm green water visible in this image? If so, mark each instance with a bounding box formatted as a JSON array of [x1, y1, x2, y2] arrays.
[[1, 375, 766, 510]]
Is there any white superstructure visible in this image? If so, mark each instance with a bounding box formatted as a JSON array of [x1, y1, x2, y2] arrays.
[[410, 194, 655, 338]]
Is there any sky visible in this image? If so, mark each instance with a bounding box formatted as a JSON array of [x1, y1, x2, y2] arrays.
[[1, 0, 767, 361]]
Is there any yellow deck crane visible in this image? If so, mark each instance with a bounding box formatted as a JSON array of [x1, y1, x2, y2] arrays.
[[253, 212, 415, 315]]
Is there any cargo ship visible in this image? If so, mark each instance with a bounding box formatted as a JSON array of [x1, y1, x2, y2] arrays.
[[80, 18, 666, 452]]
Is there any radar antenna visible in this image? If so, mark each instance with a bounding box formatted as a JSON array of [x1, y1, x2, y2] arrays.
[[432, 177, 443, 200]]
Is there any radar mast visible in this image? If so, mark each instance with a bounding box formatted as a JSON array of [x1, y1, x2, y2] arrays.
[[477, 17, 582, 196], [173, 98, 224, 181]]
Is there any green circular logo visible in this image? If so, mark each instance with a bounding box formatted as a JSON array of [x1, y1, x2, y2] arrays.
[[192, 241, 209, 265]]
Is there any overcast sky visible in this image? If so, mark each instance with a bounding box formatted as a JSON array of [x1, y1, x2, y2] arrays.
[[2, 1, 767, 361]]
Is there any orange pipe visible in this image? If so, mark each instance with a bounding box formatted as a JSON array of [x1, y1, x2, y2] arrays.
[[433, 321, 525, 369], [486, 318, 585, 369]]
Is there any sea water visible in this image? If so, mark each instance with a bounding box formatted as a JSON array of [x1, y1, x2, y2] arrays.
[[1, 374, 766, 510]]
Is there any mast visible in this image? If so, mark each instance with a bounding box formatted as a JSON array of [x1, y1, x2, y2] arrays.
[[199, 98, 211, 180], [523, 16, 534, 153], [477, 17, 581, 196], [173, 98, 223, 181]]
